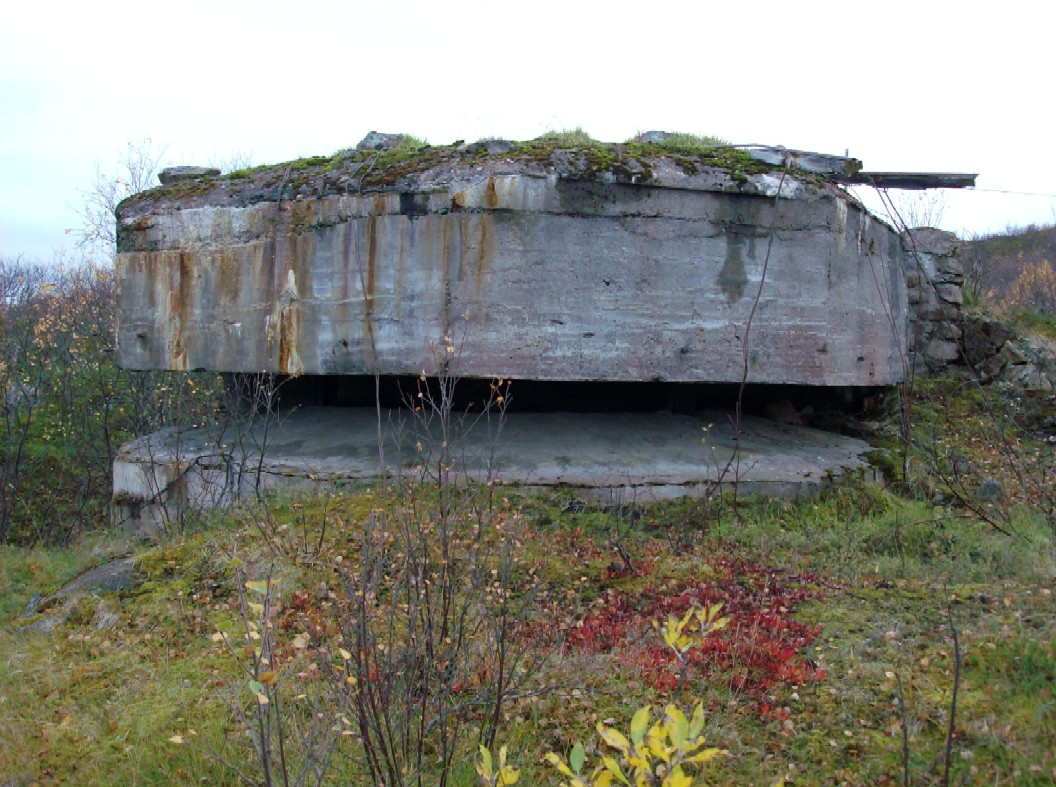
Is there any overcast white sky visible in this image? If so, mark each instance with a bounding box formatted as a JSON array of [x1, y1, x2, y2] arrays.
[[3, 0, 1054, 261]]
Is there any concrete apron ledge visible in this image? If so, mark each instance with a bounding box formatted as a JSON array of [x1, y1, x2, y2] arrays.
[[113, 407, 876, 535]]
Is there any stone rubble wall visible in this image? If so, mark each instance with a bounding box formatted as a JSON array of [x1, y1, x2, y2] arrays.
[[903, 227, 1054, 397], [903, 228, 965, 373]]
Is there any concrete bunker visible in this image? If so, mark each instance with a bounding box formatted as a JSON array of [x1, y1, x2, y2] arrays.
[[111, 134, 970, 531]]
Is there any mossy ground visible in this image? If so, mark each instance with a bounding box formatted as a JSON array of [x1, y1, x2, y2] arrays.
[[2, 375, 1055, 785], [2, 512, 1053, 784]]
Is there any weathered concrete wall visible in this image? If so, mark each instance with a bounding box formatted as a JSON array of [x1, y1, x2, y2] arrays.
[[116, 157, 909, 386]]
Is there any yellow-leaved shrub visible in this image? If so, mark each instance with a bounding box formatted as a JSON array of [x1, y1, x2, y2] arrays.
[[545, 702, 725, 786]]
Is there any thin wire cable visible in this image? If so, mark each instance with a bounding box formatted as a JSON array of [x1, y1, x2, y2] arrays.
[[966, 187, 1056, 198]]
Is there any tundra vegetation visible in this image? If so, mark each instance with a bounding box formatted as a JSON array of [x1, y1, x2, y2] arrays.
[[0, 140, 1055, 785]]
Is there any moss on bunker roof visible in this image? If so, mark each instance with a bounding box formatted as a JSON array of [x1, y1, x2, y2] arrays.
[[119, 136, 818, 214]]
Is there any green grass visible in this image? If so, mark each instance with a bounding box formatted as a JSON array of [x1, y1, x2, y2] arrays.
[[3, 371, 1056, 784], [628, 131, 731, 152], [1006, 308, 1056, 341], [0, 531, 128, 619], [2, 480, 1053, 785], [701, 486, 1056, 583], [534, 127, 597, 146]]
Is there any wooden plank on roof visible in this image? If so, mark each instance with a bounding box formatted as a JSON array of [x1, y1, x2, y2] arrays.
[[843, 172, 978, 189]]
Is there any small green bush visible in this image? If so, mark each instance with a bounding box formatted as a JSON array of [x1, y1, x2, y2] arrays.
[[536, 127, 597, 146]]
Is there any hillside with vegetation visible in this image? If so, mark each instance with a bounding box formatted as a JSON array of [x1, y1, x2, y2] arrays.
[[963, 224, 1056, 325], [1, 148, 1054, 784]]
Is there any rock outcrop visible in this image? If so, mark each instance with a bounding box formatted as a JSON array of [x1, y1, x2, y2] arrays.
[[962, 313, 1055, 397], [157, 166, 221, 185]]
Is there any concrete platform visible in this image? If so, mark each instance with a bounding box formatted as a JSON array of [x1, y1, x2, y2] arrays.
[[112, 407, 876, 533]]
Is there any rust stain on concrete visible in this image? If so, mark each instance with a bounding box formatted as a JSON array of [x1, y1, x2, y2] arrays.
[[363, 217, 378, 347], [288, 200, 318, 232], [485, 177, 500, 210], [274, 244, 302, 376], [164, 251, 194, 370], [278, 297, 302, 375], [474, 214, 493, 299]]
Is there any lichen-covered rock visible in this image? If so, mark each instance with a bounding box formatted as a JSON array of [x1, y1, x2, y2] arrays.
[[637, 130, 673, 144], [976, 477, 1004, 503], [958, 312, 1056, 402], [926, 339, 960, 363], [356, 131, 411, 151], [961, 315, 1017, 366], [979, 353, 1007, 382], [935, 255, 964, 278], [1004, 363, 1052, 394], [464, 139, 515, 155], [158, 166, 220, 185], [938, 321, 962, 341], [1000, 340, 1031, 366], [905, 227, 960, 258], [934, 283, 964, 305]]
